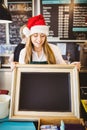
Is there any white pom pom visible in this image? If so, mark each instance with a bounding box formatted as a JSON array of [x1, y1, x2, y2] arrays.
[[23, 26, 30, 38]]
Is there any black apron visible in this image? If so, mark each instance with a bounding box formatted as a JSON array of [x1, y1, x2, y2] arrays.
[[30, 61, 48, 64]]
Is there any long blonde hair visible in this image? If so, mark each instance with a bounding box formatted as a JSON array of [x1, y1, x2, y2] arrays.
[[24, 36, 56, 64]]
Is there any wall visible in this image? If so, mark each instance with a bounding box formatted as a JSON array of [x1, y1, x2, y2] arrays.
[[0, 69, 12, 95]]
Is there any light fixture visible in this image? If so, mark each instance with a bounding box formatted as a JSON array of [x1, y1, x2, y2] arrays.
[[0, 0, 12, 23]]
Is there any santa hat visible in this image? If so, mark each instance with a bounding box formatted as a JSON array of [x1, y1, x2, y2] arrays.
[[24, 14, 49, 36]]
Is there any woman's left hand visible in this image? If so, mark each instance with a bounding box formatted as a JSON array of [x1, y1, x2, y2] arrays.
[[71, 61, 81, 71]]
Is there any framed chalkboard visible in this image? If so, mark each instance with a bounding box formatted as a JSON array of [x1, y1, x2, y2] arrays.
[[9, 65, 80, 120]]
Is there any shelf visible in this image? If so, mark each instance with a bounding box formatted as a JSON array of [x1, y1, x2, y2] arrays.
[[0, 54, 12, 57]]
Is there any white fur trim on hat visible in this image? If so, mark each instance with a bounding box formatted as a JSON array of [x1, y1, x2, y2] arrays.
[[30, 25, 49, 36], [23, 26, 30, 38]]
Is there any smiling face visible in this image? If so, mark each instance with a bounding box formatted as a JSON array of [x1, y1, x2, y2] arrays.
[[31, 33, 46, 49]]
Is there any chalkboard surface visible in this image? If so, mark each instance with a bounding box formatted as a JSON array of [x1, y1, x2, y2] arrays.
[[0, 24, 6, 44], [41, 0, 87, 40], [19, 72, 71, 112], [8, 1, 32, 44]]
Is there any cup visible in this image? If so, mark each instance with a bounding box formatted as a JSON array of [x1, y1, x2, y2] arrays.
[[0, 94, 10, 119]]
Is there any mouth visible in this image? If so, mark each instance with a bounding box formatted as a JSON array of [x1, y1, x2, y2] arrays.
[[36, 42, 41, 44]]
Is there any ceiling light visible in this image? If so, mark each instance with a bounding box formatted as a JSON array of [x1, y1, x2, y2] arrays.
[[0, 0, 12, 23]]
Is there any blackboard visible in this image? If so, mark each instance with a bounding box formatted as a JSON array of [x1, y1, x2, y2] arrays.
[[8, 1, 32, 44], [41, 0, 87, 40], [19, 72, 71, 112], [0, 24, 6, 44], [10, 65, 80, 120]]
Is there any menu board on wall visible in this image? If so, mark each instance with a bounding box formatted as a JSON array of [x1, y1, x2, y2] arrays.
[[0, 24, 6, 44], [41, 0, 87, 40], [8, 0, 32, 44]]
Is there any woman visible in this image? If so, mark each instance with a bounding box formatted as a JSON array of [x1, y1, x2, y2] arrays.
[[19, 14, 66, 65], [9, 24, 29, 63], [11, 14, 80, 70]]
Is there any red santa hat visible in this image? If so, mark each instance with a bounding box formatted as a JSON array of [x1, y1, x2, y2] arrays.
[[25, 14, 49, 36]]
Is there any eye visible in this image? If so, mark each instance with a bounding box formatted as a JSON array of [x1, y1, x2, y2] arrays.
[[33, 33, 38, 37], [40, 33, 45, 37]]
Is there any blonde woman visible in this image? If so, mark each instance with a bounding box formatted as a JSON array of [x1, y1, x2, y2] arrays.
[[12, 14, 80, 70], [19, 14, 66, 65]]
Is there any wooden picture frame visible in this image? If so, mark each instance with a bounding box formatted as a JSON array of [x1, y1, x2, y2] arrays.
[[9, 64, 80, 121]]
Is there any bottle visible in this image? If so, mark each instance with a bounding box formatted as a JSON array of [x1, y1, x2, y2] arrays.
[[66, 51, 72, 64], [60, 120, 65, 130]]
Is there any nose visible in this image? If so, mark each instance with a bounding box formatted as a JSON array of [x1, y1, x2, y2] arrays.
[[37, 35, 42, 42]]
